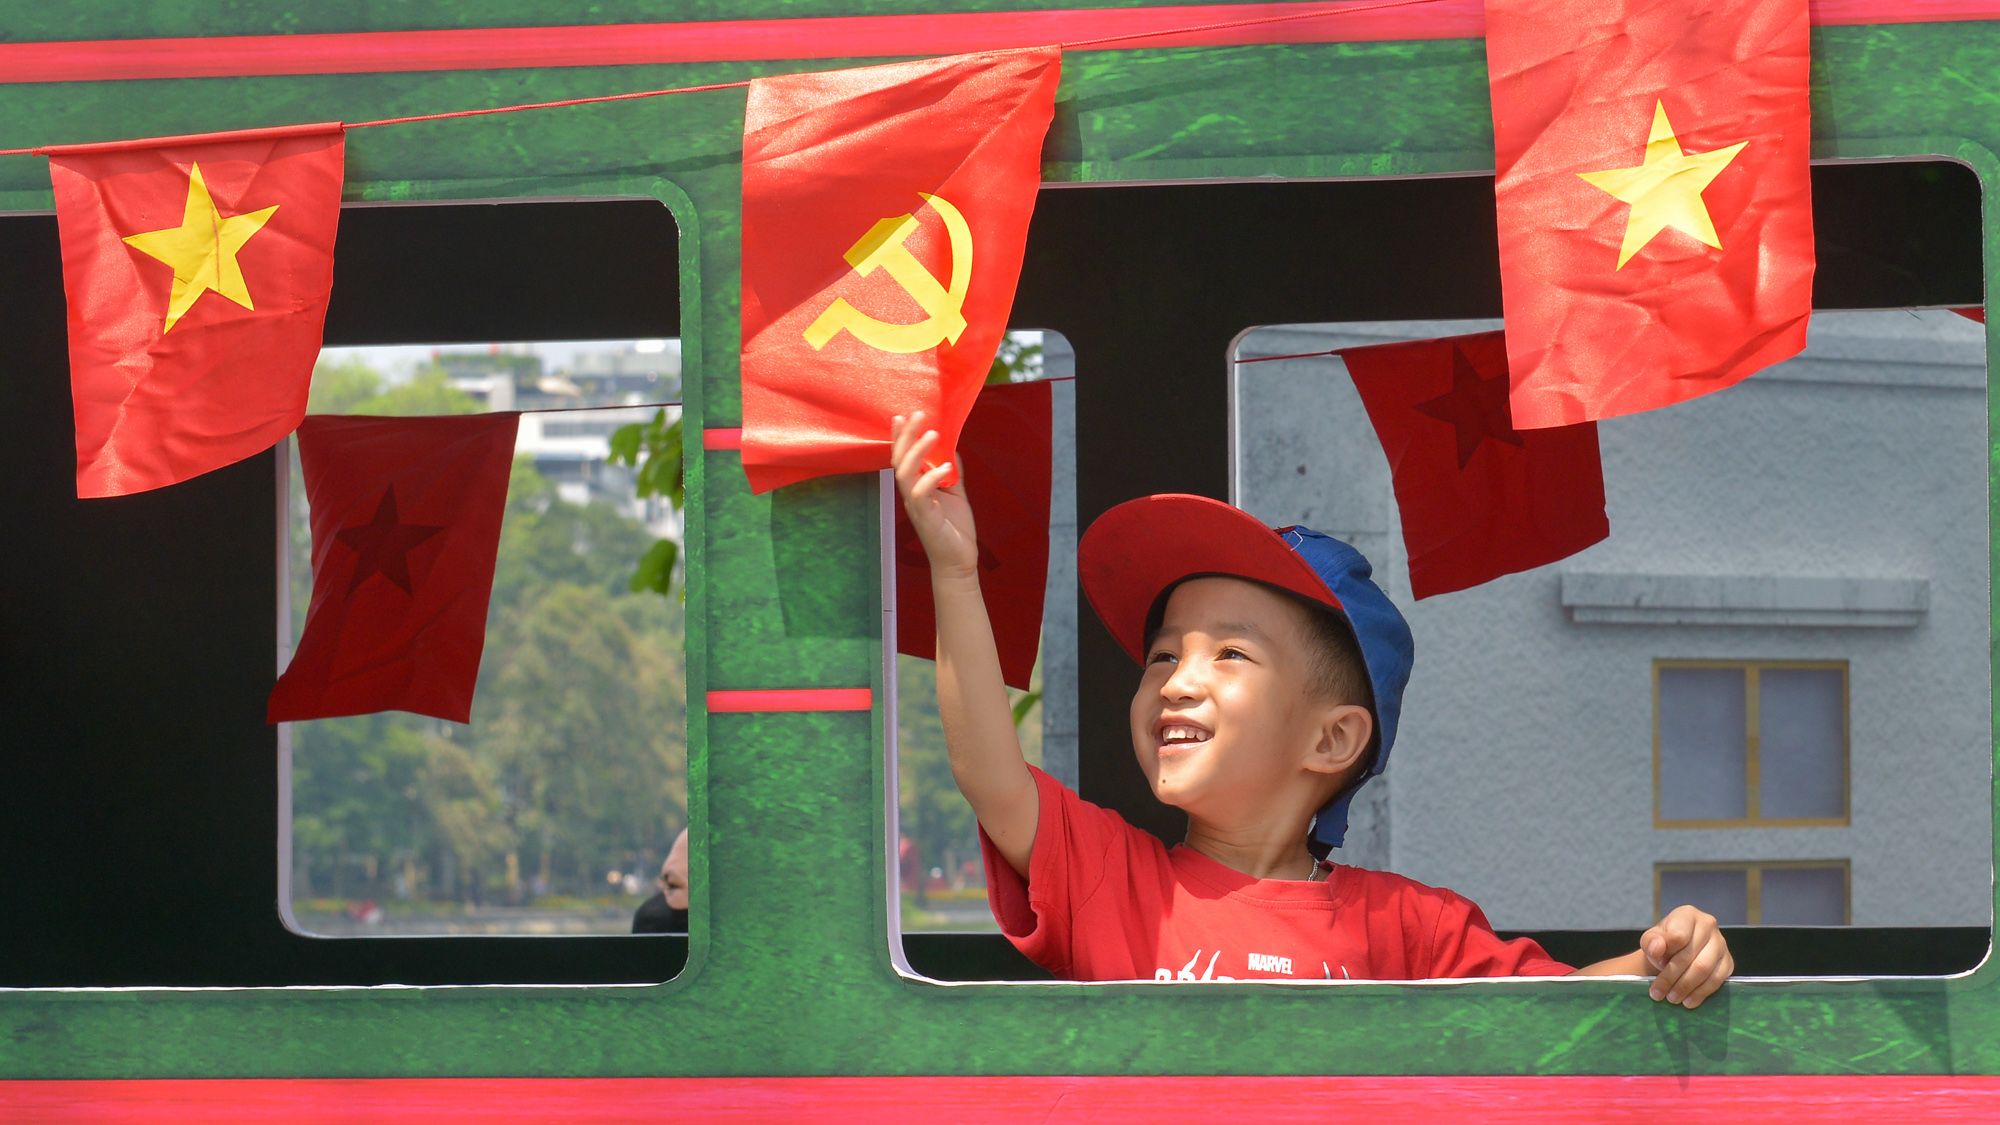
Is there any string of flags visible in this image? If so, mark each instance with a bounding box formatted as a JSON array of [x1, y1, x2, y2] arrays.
[[22, 0, 1940, 724]]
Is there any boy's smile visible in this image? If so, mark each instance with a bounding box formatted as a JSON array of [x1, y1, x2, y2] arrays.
[[1130, 577, 1335, 829]]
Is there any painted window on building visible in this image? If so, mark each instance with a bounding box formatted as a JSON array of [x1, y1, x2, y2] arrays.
[[1657, 861, 1851, 925], [1655, 660, 1848, 827]]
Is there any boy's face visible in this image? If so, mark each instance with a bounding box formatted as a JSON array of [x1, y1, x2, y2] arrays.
[[1129, 576, 1344, 827]]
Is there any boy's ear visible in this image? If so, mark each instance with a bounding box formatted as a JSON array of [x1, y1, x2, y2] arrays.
[[1304, 703, 1374, 778]]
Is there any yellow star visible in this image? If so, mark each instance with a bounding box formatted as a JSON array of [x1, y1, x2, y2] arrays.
[[121, 161, 279, 333], [1577, 101, 1747, 269]]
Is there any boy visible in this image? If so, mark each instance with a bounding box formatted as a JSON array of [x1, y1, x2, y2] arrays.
[[892, 412, 1733, 1004]]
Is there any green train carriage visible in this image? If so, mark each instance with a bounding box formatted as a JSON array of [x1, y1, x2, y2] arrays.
[[1, 1, 1996, 1117]]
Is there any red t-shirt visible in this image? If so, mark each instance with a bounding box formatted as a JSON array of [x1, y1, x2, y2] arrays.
[[981, 766, 1573, 982]]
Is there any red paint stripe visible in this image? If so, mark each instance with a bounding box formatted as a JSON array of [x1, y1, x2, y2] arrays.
[[4, 1, 1995, 86], [706, 687, 872, 712], [702, 427, 743, 451], [8, 1076, 2000, 1122]]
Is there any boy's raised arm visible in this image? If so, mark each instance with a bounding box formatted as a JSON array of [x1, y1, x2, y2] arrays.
[[891, 412, 1039, 877]]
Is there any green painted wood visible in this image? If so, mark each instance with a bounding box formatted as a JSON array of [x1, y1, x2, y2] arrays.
[[1, 6, 1996, 1083]]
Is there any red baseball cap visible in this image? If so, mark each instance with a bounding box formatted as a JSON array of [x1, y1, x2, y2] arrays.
[[1078, 494, 1346, 663]]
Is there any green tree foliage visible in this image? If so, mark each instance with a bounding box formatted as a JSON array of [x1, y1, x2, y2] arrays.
[[307, 357, 480, 416], [897, 656, 1042, 908], [605, 408, 685, 598], [478, 583, 687, 895]]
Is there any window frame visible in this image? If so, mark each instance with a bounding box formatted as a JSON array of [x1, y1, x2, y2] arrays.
[[883, 332, 1078, 956], [1653, 658, 1852, 829]]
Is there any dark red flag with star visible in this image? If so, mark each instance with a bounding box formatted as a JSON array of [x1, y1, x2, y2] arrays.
[[268, 412, 519, 724], [894, 379, 1051, 690], [1343, 330, 1608, 599]]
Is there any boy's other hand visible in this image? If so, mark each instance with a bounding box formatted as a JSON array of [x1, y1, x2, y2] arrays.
[[892, 411, 980, 579], [1641, 905, 1733, 1009]]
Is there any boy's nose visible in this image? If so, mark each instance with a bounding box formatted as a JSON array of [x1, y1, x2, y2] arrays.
[[1159, 657, 1206, 699]]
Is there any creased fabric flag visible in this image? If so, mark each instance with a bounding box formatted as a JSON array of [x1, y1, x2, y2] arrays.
[[1344, 331, 1608, 599], [740, 47, 1061, 494], [894, 379, 1053, 690], [45, 123, 345, 497], [1485, 0, 1813, 429], [269, 413, 519, 725]]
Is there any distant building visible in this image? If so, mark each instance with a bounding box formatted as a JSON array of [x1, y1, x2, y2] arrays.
[[566, 343, 681, 402], [512, 406, 680, 537], [413, 343, 684, 537]]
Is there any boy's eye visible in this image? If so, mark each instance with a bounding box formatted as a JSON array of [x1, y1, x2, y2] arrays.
[[1218, 646, 1247, 660], [1147, 650, 1177, 665]]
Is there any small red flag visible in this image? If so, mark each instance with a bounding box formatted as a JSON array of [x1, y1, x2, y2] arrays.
[[1951, 307, 1985, 324], [1485, 0, 1813, 429], [45, 123, 344, 497], [894, 380, 1053, 690], [269, 413, 520, 724], [1344, 331, 1608, 599], [739, 47, 1061, 494]]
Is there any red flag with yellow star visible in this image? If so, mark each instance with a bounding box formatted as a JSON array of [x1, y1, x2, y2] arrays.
[[1485, 0, 1813, 428], [1344, 331, 1608, 599], [268, 412, 519, 724], [739, 47, 1061, 494], [894, 379, 1052, 690], [44, 123, 344, 498]]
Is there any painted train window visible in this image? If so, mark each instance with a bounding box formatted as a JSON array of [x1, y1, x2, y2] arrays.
[[280, 339, 687, 938], [1230, 308, 1990, 965]]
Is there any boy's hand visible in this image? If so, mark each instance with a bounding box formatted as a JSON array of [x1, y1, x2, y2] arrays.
[[891, 411, 979, 578], [1640, 904, 1733, 1008]]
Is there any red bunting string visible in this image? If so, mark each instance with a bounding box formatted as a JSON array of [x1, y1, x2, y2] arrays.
[[342, 81, 753, 131], [1059, 0, 1443, 49], [1234, 348, 1342, 364], [295, 375, 1070, 424]]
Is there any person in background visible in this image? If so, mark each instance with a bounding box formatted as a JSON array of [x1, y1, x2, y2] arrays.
[[632, 827, 690, 934]]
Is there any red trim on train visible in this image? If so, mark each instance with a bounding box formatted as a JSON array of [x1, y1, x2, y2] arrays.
[[706, 687, 873, 712], [6, 1075, 2000, 1121], [702, 427, 744, 451], [3, 1, 1997, 85]]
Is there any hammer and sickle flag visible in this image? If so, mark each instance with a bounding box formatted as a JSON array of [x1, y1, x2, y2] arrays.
[[1485, 0, 1813, 429], [44, 123, 344, 497], [740, 47, 1061, 494]]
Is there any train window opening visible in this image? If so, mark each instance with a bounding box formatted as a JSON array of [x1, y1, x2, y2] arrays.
[[891, 165, 1991, 984], [1, 197, 692, 987], [280, 338, 688, 940], [1231, 306, 1991, 978], [891, 330, 1077, 945]]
